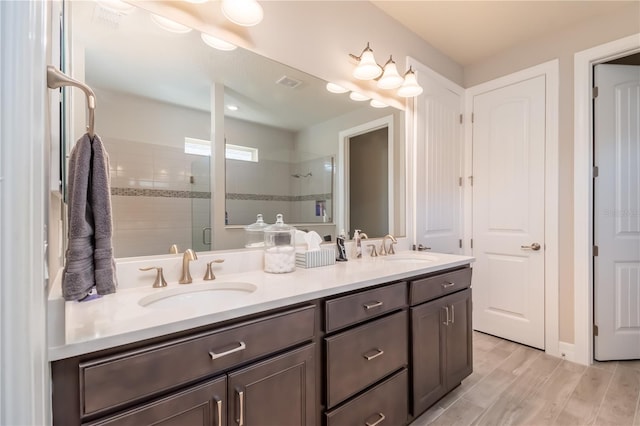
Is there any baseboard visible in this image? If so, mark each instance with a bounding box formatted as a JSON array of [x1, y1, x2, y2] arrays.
[[558, 341, 577, 363]]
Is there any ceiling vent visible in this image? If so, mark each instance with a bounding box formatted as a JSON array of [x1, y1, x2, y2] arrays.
[[276, 76, 302, 89]]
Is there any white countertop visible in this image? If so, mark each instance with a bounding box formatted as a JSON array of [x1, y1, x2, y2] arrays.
[[48, 250, 474, 361]]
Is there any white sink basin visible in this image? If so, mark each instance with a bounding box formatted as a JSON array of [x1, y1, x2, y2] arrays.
[[381, 253, 438, 263], [139, 282, 257, 309]]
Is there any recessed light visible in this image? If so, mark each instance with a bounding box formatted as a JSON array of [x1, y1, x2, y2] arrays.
[[227, 105, 239, 111], [326, 83, 348, 94]]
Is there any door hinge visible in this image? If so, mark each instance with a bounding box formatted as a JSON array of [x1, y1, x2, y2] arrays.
[[593, 166, 599, 178], [593, 86, 599, 99], [471, 113, 475, 123], [459, 114, 463, 124], [593, 324, 599, 336], [468, 176, 474, 186], [459, 239, 462, 249], [458, 177, 463, 187], [470, 238, 473, 249], [593, 245, 599, 256]]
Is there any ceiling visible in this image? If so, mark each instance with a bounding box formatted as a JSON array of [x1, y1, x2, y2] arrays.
[[371, 1, 636, 66]]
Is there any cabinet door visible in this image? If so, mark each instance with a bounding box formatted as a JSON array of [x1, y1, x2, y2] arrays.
[[445, 288, 473, 391], [85, 376, 226, 426], [227, 344, 316, 426], [410, 299, 447, 416]]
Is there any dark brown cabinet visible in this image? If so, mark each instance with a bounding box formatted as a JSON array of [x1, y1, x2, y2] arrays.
[[411, 287, 472, 416]]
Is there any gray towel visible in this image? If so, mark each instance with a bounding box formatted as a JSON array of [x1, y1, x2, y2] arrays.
[[62, 133, 117, 301]]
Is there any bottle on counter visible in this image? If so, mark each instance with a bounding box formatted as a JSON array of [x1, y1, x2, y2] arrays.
[[263, 214, 296, 273], [244, 213, 268, 248], [336, 229, 348, 261]]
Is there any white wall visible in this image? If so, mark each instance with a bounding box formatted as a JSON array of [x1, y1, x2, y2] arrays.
[[464, 2, 640, 344]]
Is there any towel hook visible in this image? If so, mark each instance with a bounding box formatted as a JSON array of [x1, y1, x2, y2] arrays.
[[47, 65, 96, 138]]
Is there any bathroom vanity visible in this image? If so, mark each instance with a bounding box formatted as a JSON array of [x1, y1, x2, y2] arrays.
[[49, 251, 473, 425]]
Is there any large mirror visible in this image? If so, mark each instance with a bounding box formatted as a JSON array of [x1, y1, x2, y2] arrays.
[[69, 1, 405, 257]]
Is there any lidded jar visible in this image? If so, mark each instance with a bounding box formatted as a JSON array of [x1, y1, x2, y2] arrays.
[[244, 214, 268, 248], [263, 214, 296, 273]]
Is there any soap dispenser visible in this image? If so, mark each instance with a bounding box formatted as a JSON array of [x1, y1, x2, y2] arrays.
[[353, 229, 362, 258]]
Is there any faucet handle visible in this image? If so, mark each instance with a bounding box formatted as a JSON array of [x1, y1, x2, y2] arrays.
[[169, 244, 179, 254], [389, 241, 397, 255], [139, 267, 168, 288], [204, 259, 225, 281], [367, 244, 378, 257]]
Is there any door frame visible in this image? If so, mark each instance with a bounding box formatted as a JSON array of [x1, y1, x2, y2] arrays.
[[336, 115, 394, 237], [573, 33, 640, 366], [465, 60, 560, 357]]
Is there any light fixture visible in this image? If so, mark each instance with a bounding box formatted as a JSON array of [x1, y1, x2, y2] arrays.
[[349, 92, 370, 102], [377, 56, 404, 90], [370, 99, 388, 108], [201, 33, 237, 51], [350, 43, 382, 80], [326, 82, 349, 94], [347, 43, 423, 97], [185, 0, 209, 3], [227, 105, 239, 111], [150, 14, 193, 34], [221, 0, 264, 27], [397, 67, 423, 97]]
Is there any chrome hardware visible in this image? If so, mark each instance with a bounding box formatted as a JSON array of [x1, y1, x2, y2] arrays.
[[520, 242, 541, 251], [363, 301, 383, 310], [169, 244, 179, 254], [380, 234, 397, 256], [413, 243, 431, 251], [367, 244, 378, 257], [365, 413, 386, 426], [202, 227, 212, 246], [204, 259, 225, 280], [442, 281, 455, 288], [363, 349, 384, 361], [236, 389, 244, 426], [47, 65, 96, 137], [215, 398, 223, 426], [138, 267, 168, 288], [179, 249, 198, 284], [209, 341, 246, 360], [451, 305, 455, 324], [443, 306, 450, 325]]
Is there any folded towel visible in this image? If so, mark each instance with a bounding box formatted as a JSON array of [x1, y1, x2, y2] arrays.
[[62, 133, 117, 301]]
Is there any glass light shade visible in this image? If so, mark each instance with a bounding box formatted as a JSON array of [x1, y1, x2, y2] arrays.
[[377, 58, 404, 90], [185, 0, 209, 3], [326, 82, 349, 94], [349, 92, 370, 102], [397, 69, 423, 97], [201, 33, 237, 51], [221, 0, 264, 27], [370, 99, 388, 108], [353, 49, 382, 80], [150, 14, 193, 34], [97, 0, 135, 14]]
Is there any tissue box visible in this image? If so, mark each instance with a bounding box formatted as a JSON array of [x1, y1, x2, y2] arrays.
[[295, 248, 336, 268]]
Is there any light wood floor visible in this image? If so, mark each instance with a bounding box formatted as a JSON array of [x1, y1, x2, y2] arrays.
[[410, 331, 640, 426]]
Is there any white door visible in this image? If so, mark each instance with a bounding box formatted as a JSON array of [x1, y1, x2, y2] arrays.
[[415, 69, 463, 253], [594, 64, 640, 361], [472, 75, 546, 349]]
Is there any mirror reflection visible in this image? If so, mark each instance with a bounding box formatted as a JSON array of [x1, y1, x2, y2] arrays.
[[70, 1, 405, 257]]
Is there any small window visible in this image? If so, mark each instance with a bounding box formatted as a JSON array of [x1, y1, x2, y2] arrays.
[[184, 137, 211, 156], [226, 144, 258, 162]]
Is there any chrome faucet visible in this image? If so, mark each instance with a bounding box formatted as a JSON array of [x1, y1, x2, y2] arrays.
[[179, 249, 198, 284], [380, 234, 397, 256]]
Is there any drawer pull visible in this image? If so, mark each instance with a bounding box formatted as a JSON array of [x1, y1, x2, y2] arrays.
[[209, 341, 246, 360], [442, 306, 450, 325], [363, 301, 384, 310], [365, 412, 386, 426], [450, 305, 455, 324], [235, 389, 245, 426], [215, 398, 223, 426], [363, 349, 385, 361], [442, 281, 456, 288]]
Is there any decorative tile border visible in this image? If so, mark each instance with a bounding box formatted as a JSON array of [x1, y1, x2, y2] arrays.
[[226, 193, 332, 202], [111, 187, 211, 199]]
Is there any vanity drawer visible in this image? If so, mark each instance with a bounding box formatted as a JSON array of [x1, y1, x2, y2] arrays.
[[325, 282, 407, 332], [410, 267, 472, 305], [80, 305, 315, 417], [325, 368, 408, 426], [325, 310, 408, 408]]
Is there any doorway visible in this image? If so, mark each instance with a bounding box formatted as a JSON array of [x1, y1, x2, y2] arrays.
[[574, 34, 640, 365]]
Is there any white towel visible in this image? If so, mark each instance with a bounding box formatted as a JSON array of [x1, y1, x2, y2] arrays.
[[62, 133, 117, 301]]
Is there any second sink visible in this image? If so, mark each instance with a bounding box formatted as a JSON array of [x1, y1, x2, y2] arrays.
[[139, 282, 257, 309]]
